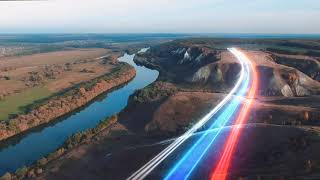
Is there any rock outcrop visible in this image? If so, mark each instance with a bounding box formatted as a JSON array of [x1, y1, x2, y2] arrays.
[[0, 66, 136, 141], [270, 53, 320, 81], [257, 64, 319, 97], [134, 42, 220, 87], [136, 40, 320, 97]]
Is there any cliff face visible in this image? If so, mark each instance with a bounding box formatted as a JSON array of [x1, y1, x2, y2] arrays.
[[135, 41, 320, 97], [0, 66, 136, 141], [126, 40, 320, 134], [21, 39, 320, 180], [270, 53, 320, 81], [134, 42, 220, 88]]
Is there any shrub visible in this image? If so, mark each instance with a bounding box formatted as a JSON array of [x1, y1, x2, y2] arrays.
[[132, 83, 176, 103], [37, 157, 48, 166], [64, 115, 118, 150], [15, 166, 28, 178], [8, 115, 119, 179], [0, 172, 12, 180], [27, 169, 36, 178]]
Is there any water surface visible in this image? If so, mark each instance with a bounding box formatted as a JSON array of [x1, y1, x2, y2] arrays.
[[0, 48, 159, 174]]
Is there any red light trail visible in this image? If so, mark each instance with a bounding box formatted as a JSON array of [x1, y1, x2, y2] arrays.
[[211, 50, 258, 180], [127, 48, 258, 180]]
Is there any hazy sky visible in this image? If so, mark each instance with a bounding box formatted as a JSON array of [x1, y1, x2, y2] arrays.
[[1, 0, 320, 34]]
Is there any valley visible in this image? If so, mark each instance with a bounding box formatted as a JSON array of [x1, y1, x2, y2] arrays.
[[5, 38, 318, 180], [0, 37, 320, 180]]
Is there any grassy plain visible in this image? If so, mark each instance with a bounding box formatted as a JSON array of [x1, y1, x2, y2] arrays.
[[0, 86, 51, 121], [0, 48, 117, 121]]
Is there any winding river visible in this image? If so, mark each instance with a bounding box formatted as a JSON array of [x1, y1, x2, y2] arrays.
[[0, 48, 159, 175]]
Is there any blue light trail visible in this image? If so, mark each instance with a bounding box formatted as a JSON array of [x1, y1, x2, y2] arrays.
[[164, 48, 251, 180]]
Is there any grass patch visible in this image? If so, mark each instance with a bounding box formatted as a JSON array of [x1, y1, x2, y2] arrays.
[[0, 63, 132, 123], [0, 86, 51, 121], [131, 82, 177, 104]]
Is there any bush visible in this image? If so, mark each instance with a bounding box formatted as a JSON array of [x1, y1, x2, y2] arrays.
[[15, 166, 28, 178], [8, 115, 119, 179], [5, 63, 132, 118], [0, 172, 12, 180], [37, 157, 48, 166], [4, 64, 131, 179], [132, 83, 176, 103], [27, 169, 36, 178], [64, 115, 118, 150]]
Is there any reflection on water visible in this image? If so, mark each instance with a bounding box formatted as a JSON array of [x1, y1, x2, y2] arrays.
[[0, 48, 158, 174]]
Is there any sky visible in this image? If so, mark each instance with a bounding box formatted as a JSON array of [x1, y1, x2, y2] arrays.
[[0, 0, 320, 34]]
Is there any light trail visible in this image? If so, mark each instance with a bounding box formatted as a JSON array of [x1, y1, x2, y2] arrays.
[[127, 48, 246, 180], [211, 49, 258, 180], [164, 48, 252, 180]]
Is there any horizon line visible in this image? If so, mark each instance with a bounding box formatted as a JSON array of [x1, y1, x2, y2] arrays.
[[0, 32, 320, 35]]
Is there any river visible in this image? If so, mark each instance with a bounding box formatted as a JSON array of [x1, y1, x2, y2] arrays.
[[0, 48, 159, 175]]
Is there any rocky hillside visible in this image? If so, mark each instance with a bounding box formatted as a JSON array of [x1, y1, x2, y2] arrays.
[[20, 39, 320, 180], [135, 40, 320, 97], [129, 39, 320, 134]]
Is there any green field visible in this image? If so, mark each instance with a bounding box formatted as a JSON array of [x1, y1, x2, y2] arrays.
[[0, 86, 51, 121]]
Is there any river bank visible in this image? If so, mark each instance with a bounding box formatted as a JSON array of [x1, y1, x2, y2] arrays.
[[29, 39, 320, 180], [0, 49, 159, 176], [0, 63, 136, 141], [0, 115, 120, 180], [4, 38, 319, 180]]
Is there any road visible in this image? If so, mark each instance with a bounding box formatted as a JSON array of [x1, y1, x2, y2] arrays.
[[127, 48, 257, 180]]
